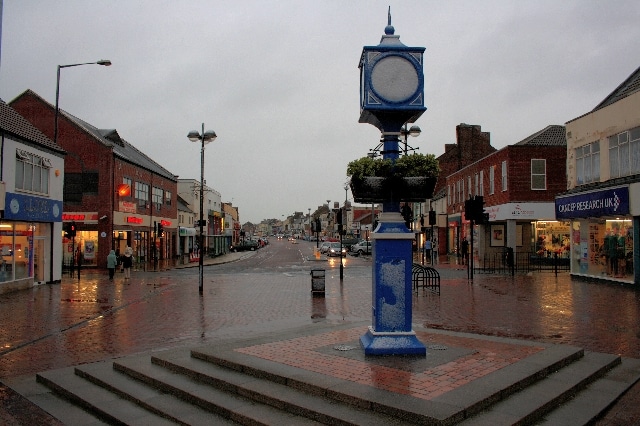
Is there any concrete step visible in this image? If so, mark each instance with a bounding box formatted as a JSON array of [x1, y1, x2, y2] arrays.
[[190, 339, 587, 424], [458, 351, 622, 425], [3, 374, 111, 426], [74, 359, 237, 425], [35, 366, 177, 426], [16, 331, 640, 426], [535, 357, 640, 426], [149, 348, 417, 425], [112, 354, 323, 425]]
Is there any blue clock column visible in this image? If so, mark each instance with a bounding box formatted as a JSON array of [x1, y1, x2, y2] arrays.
[[358, 11, 427, 356]]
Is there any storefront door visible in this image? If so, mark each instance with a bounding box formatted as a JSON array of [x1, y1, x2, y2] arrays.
[[33, 237, 45, 283]]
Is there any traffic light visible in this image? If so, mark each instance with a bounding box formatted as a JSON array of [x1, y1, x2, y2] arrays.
[[473, 196, 488, 224], [315, 218, 321, 233], [63, 222, 77, 239], [336, 208, 343, 225], [428, 210, 436, 226], [157, 223, 164, 236], [464, 198, 474, 222]]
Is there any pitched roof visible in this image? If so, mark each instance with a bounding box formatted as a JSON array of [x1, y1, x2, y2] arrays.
[[0, 98, 65, 153], [60, 104, 177, 182], [177, 195, 194, 213], [513, 125, 566, 146], [591, 65, 640, 112]]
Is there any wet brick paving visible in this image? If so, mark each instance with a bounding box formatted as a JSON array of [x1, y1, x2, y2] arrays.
[[1, 244, 639, 424]]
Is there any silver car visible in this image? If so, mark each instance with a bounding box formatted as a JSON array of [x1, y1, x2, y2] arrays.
[[319, 242, 331, 254], [350, 240, 372, 256], [327, 242, 346, 257]]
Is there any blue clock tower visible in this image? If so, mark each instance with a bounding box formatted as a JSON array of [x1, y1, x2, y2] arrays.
[[358, 10, 427, 356]]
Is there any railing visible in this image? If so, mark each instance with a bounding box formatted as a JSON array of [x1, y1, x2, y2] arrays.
[[475, 251, 569, 274]]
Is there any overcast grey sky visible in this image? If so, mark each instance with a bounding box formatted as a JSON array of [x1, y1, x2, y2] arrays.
[[1, 1, 639, 224]]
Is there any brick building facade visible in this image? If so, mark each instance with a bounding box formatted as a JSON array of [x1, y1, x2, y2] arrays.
[[446, 125, 567, 264], [10, 90, 178, 269]]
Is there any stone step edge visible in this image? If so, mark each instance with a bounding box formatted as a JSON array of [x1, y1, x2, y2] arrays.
[[35, 366, 175, 426], [151, 350, 419, 426], [188, 343, 586, 424], [112, 355, 328, 426], [540, 357, 640, 425], [458, 351, 622, 425], [74, 359, 236, 425]]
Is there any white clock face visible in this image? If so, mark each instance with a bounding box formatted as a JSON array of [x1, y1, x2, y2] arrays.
[[371, 56, 419, 102], [10, 198, 19, 215]]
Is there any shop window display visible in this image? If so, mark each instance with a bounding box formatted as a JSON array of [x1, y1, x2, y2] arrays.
[[534, 221, 570, 258], [571, 219, 633, 280], [0, 222, 35, 282]]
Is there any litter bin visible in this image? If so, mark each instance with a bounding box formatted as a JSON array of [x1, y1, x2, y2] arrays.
[[310, 269, 325, 296]]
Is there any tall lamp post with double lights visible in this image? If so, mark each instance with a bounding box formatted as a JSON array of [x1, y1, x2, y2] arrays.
[[188, 124, 217, 295], [54, 59, 111, 279]]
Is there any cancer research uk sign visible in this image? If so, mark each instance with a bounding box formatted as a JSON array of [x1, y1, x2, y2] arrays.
[[556, 187, 629, 220]]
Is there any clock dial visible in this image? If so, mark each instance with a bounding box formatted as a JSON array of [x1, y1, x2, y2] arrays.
[[10, 199, 19, 215], [371, 56, 419, 102]]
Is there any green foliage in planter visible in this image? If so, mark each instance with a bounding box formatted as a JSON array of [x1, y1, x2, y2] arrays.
[[347, 153, 439, 180]]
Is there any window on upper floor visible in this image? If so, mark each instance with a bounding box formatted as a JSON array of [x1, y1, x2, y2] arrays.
[[479, 171, 484, 196], [15, 149, 51, 195], [135, 182, 149, 207], [467, 176, 472, 198], [447, 185, 452, 205], [165, 190, 172, 206], [531, 159, 546, 190], [576, 141, 600, 185], [474, 173, 479, 197], [609, 127, 640, 179], [152, 187, 163, 211], [501, 161, 508, 191], [121, 177, 132, 197], [489, 166, 495, 195]]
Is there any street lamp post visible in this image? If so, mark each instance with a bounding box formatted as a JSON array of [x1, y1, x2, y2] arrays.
[[54, 59, 111, 278], [54, 60, 112, 146], [188, 124, 217, 294]]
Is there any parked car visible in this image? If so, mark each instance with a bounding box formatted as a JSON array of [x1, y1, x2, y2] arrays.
[[327, 242, 347, 257], [229, 240, 259, 252], [350, 240, 372, 256], [319, 242, 331, 254], [341, 237, 360, 251]]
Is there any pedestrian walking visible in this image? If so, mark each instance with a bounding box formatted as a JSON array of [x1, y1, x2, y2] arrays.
[[461, 237, 469, 265], [107, 250, 117, 280], [75, 246, 83, 280], [123, 245, 133, 279], [424, 239, 432, 264]]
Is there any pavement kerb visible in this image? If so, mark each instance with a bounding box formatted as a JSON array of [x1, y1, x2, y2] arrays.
[[173, 250, 257, 269]]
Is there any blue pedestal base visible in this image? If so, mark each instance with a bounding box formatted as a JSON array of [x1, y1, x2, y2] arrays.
[[360, 326, 427, 356]]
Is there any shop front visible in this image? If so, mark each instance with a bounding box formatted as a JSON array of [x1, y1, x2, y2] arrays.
[[2, 191, 62, 291], [177, 226, 196, 263], [556, 185, 638, 284], [62, 213, 101, 268], [113, 212, 175, 269]]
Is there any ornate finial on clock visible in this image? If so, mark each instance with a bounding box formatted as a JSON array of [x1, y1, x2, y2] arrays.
[[385, 6, 395, 35]]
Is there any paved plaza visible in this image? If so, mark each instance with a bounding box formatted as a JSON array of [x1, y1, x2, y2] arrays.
[[1, 244, 639, 424]]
